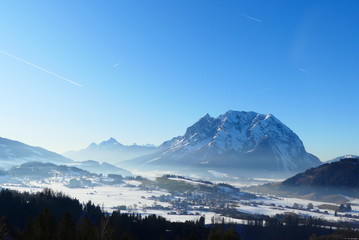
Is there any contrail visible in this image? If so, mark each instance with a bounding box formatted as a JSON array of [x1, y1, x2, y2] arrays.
[[298, 68, 309, 74], [240, 13, 263, 23], [113, 62, 122, 67], [0, 50, 82, 87]]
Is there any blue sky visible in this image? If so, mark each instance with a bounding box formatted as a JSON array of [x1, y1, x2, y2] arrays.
[[0, 1, 358, 161]]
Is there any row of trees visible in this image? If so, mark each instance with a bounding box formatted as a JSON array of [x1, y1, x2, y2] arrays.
[[0, 188, 240, 240], [2, 187, 357, 240]]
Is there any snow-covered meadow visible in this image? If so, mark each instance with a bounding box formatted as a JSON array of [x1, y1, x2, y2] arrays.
[[1, 174, 359, 225]]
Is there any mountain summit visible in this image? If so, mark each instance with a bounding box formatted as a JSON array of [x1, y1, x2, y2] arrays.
[[98, 138, 123, 149], [127, 110, 321, 174]]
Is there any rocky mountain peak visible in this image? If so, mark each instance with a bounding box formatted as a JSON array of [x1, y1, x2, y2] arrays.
[[138, 110, 321, 173], [98, 138, 123, 148]]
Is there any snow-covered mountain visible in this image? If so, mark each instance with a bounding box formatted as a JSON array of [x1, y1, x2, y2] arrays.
[[0, 137, 72, 170], [326, 155, 359, 163], [64, 138, 156, 164], [126, 110, 321, 174]]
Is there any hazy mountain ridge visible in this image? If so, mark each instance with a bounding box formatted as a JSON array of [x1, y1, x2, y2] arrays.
[[126, 110, 320, 174], [67, 160, 133, 176], [8, 161, 93, 179], [64, 137, 156, 164], [0, 137, 72, 170]]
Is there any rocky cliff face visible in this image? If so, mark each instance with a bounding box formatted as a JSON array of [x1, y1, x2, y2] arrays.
[[128, 110, 321, 173]]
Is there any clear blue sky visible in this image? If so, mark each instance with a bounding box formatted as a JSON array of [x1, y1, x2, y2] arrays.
[[0, 1, 358, 161]]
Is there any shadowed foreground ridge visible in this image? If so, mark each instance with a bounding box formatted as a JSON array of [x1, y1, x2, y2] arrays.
[[283, 157, 359, 188]]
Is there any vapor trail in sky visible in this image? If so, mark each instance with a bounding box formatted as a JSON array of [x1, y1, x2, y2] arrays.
[[298, 68, 309, 74], [240, 13, 263, 23], [0, 50, 82, 87], [113, 62, 122, 67]]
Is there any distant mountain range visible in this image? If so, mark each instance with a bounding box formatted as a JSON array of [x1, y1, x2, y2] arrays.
[[124, 110, 321, 175], [0, 137, 133, 176], [0, 137, 72, 170], [67, 160, 133, 176], [0, 110, 326, 176], [64, 138, 156, 164]]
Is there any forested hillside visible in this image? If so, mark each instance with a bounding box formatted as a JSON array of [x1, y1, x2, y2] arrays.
[[0, 188, 239, 240]]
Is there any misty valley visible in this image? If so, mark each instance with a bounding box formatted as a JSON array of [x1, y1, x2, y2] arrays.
[[0, 111, 358, 240]]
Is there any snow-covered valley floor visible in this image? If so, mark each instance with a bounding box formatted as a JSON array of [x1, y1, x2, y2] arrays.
[[1, 175, 359, 225]]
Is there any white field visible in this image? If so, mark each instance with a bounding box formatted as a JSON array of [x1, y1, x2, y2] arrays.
[[0, 179, 242, 224], [1, 177, 359, 224]]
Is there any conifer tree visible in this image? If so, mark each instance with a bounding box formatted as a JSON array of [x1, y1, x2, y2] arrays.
[[57, 212, 76, 240], [33, 208, 56, 240]]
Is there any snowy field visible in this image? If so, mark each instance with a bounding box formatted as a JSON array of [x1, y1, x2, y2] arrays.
[[0, 180, 244, 224], [2, 177, 359, 225], [237, 196, 359, 222], [0, 179, 170, 211]]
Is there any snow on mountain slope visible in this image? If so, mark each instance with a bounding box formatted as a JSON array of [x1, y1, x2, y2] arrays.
[[0, 137, 72, 170], [64, 138, 156, 164], [126, 110, 321, 173], [326, 155, 358, 163]]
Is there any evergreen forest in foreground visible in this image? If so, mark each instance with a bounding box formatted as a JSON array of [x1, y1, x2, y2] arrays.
[[0, 188, 357, 240]]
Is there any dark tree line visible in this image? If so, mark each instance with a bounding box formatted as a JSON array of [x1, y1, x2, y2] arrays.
[[2, 187, 353, 240], [0, 189, 239, 240]]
